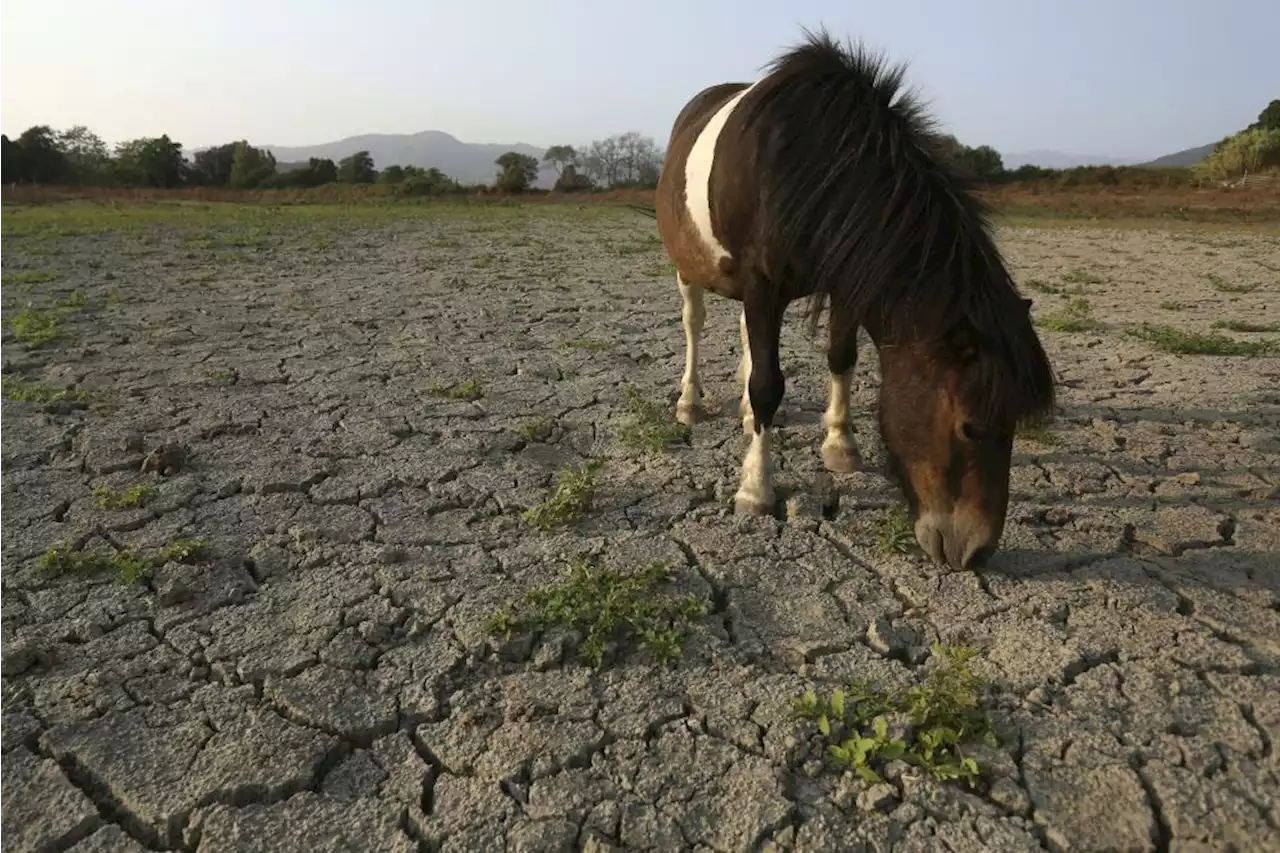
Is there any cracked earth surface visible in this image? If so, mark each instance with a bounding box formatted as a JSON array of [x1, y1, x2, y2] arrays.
[[2, 206, 1278, 852]]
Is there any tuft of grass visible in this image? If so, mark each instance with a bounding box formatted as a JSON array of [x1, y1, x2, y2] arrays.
[[2, 270, 58, 286], [1023, 278, 1062, 296], [198, 367, 236, 383], [876, 505, 916, 556], [3, 305, 63, 347], [92, 484, 157, 510], [1206, 272, 1258, 294], [60, 290, 87, 308], [1124, 324, 1277, 357], [619, 385, 691, 454], [105, 288, 123, 304], [791, 643, 999, 788], [1212, 319, 1280, 333], [1015, 424, 1059, 445], [35, 538, 208, 585], [485, 555, 709, 668], [1034, 297, 1103, 333], [1, 376, 93, 404], [522, 461, 602, 530], [426, 377, 483, 401], [1158, 300, 1186, 311], [1062, 269, 1105, 285], [558, 336, 612, 352], [517, 416, 553, 441]]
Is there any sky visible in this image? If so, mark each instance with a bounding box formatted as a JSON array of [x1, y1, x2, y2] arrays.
[[2, 0, 1277, 160]]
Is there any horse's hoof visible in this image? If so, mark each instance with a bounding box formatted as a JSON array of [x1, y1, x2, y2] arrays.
[[742, 414, 756, 436], [734, 491, 775, 516], [821, 439, 862, 473], [676, 400, 708, 426]]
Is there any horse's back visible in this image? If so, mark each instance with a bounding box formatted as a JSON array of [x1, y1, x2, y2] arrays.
[[667, 82, 752, 148]]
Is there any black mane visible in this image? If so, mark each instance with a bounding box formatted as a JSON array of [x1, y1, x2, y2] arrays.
[[740, 28, 1055, 425]]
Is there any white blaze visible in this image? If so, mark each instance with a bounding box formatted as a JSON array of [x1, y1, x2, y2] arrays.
[[684, 83, 757, 262]]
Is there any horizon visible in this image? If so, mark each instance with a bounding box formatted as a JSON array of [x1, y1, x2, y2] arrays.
[[2, 0, 1277, 161]]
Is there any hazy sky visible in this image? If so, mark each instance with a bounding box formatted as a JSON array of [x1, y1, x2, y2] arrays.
[[2, 0, 1276, 158]]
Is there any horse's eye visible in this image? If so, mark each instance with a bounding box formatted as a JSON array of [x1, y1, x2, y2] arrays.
[[961, 422, 991, 443]]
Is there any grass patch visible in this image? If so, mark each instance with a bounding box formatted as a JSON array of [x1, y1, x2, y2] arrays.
[[558, 336, 612, 352], [1, 376, 93, 404], [92, 484, 157, 510], [517, 416, 553, 441], [1033, 297, 1103, 333], [1206, 272, 1259, 294], [1015, 424, 1059, 445], [522, 461, 602, 530], [875, 505, 916, 556], [60, 290, 87, 308], [3, 305, 63, 347], [1212, 319, 1280, 333], [619, 385, 691, 454], [1158, 300, 1186, 311], [1124, 324, 1277, 356], [791, 643, 998, 788], [36, 538, 208, 585], [2, 270, 58, 286], [485, 555, 709, 668], [426, 377, 483, 401], [1062, 269, 1105, 285], [1023, 279, 1062, 296]]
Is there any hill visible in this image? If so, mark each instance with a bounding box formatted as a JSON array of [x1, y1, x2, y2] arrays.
[[1138, 142, 1217, 168], [258, 131, 558, 188]]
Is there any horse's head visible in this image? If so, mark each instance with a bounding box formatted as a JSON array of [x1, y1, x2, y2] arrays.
[[876, 298, 1052, 570]]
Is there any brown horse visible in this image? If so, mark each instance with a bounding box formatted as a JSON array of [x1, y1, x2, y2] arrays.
[[653, 30, 1055, 571]]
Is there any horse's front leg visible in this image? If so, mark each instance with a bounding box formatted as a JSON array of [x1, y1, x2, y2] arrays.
[[821, 319, 862, 473], [676, 275, 708, 425], [734, 291, 784, 516]]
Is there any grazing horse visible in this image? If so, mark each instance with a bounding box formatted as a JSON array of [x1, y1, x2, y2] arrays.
[[653, 30, 1055, 571]]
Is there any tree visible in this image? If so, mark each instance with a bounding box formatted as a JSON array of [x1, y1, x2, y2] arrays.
[[963, 145, 1004, 180], [58, 126, 112, 185], [377, 165, 406, 184], [192, 141, 276, 187], [338, 150, 376, 183], [14, 125, 70, 184], [495, 151, 539, 192], [542, 145, 578, 175], [553, 163, 594, 192], [114, 135, 187, 187], [1, 135, 18, 182], [1250, 99, 1280, 132]]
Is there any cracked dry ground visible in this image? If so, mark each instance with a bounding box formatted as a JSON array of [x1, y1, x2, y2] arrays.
[[2, 204, 1278, 853]]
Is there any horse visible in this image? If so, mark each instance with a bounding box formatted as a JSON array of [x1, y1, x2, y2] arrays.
[[652, 29, 1056, 571]]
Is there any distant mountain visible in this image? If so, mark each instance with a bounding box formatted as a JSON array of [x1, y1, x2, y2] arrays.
[[1138, 142, 1216, 168], [255, 130, 558, 188], [1000, 149, 1141, 170]]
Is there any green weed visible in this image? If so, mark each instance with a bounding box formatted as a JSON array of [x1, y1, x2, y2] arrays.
[[875, 505, 916, 556], [3, 305, 63, 347], [1034, 297, 1103, 333], [1206, 272, 1259, 294], [1158, 300, 1186, 311], [92, 484, 157, 510], [522, 461, 602, 530], [517, 416, 553, 441], [1016, 424, 1059, 445], [36, 538, 208, 585], [791, 643, 998, 787], [1, 270, 58, 286], [485, 555, 709, 668], [1, 376, 92, 404], [1062, 269, 1105, 285], [1124, 324, 1277, 356], [619, 385, 691, 454], [426, 377, 483, 401], [1212, 319, 1280, 333]]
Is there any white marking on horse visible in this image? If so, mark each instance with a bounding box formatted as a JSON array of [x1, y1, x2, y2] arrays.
[[684, 83, 757, 262], [734, 426, 776, 515]]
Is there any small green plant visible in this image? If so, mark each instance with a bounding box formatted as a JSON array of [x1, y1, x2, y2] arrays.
[[619, 385, 691, 454], [517, 416, 553, 441], [35, 538, 208, 585], [1206, 272, 1258, 294], [1, 376, 92, 404], [485, 555, 709, 668], [105, 288, 123, 304], [522, 461, 602, 530], [3, 305, 62, 347], [1124, 324, 1277, 357], [1212, 319, 1280, 333], [875, 505, 916, 556], [198, 367, 236, 382], [61, 290, 87, 308], [92, 484, 157, 510], [1, 270, 58, 286], [1034, 297, 1102, 333], [1016, 424, 1059, 445], [1062, 269, 1105, 286], [791, 643, 998, 787], [427, 378, 483, 401], [558, 336, 612, 352], [1023, 278, 1062, 296], [1158, 300, 1186, 311]]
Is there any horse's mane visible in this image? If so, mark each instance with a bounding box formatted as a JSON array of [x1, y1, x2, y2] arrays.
[[740, 28, 1055, 426]]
